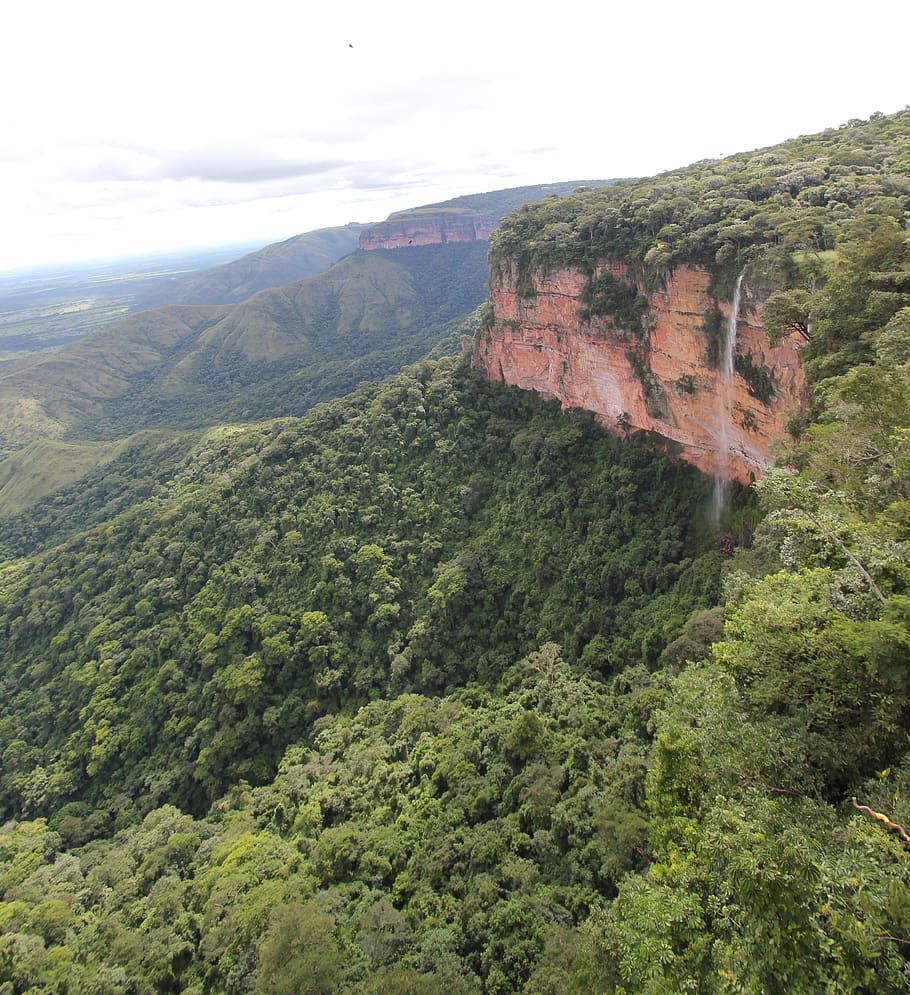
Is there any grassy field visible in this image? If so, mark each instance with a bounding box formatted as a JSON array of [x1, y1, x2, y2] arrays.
[[0, 247, 246, 363], [0, 437, 131, 516]]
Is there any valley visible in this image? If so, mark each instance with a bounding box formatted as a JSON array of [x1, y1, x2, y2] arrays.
[[1, 114, 909, 993]]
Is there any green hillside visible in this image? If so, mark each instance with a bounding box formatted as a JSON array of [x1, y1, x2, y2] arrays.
[[132, 182, 614, 310], [0, 438, 131, 518], [0, 431, 200, 548], [0, 247, 249, 362], [135, 224, 368, 308], [0, 243, 489, 455]]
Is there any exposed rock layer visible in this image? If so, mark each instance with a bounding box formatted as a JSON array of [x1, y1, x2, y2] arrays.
[[359, 212, 496, 250], [472, 260, 805, 482]]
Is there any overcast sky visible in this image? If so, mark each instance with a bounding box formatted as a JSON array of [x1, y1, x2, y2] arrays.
[[2, 0, 907, 272]]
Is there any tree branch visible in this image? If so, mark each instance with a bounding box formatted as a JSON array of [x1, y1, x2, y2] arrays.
[[800, 509, 885, 602], [852, 796, 910, 844]]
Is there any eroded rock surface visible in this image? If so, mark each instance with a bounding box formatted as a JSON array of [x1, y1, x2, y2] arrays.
[[473, 260, 805, 482]]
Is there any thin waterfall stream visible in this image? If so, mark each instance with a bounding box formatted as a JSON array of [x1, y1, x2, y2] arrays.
[[712, 271, 744, 523]]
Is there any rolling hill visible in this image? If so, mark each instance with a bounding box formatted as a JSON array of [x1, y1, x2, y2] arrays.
[[133, 223, 368, 308], [0, 242, 489, 454]]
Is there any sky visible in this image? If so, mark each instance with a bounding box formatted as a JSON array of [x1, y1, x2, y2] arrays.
[[2, 0, 907, 272]]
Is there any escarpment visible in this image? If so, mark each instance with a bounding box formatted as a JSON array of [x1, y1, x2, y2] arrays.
[[359, 210, 496, 250], [472, 259, 805, 483]]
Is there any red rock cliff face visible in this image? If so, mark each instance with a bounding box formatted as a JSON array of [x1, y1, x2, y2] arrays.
[[359, 212, 496, 250], [472, 260, 805, 483]]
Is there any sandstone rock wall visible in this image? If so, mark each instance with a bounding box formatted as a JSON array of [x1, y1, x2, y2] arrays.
[[472, 260, 805, 482], [359, 212, 496, 250]]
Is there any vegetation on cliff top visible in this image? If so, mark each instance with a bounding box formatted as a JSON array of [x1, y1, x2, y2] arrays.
[[490, 109, 910, 281], [486, 108, 910, 394]]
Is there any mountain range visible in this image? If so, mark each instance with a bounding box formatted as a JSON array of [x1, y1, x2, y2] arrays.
[[0, 181, 610, 514]]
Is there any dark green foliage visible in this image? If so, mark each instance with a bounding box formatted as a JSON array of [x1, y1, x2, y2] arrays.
[[734, 350, 777, 404], [0, 658, 658, 993], [0, 357, 719, 824], [0, 432, 200, 558], [701, 307, 724, 367], [657, 605, 724, 670], [624, 349, 669, 419], [256, 901, 345, 994], [672, 374, 697, 396], [803, 218, 910, 383], [579, 271, 650, 335]]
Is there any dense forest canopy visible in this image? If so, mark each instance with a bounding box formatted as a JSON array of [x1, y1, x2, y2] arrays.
[[0, 359, 720, 825], [2, 110, 910, 992], [490, 109, 910, 280]]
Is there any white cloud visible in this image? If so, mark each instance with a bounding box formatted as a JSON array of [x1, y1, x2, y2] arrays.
[[1, 0, 907, 269]]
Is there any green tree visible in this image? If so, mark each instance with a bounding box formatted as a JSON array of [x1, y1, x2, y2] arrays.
[[255, 901, 344, 995]]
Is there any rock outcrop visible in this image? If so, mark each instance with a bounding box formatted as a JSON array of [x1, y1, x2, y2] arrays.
[[472, 259, 805, 483], [359, 211, 496, 250]]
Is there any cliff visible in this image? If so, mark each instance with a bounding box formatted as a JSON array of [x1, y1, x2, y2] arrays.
[[472, 260, 805, 483], [359, 210, 496, 250]]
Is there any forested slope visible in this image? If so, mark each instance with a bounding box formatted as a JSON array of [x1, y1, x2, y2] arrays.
[[135, 181, 612, 309], [0, 358, 722, 991], [0, 359, 721, 822]]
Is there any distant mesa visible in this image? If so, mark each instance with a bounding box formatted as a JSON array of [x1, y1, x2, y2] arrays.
[[359, 209, 497, 251]]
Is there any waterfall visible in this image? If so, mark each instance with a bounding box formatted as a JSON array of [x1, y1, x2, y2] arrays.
[[712, 271, 744, 523]]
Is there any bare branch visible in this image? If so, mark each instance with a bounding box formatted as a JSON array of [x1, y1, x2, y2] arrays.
[[852, 796, 910, 844]]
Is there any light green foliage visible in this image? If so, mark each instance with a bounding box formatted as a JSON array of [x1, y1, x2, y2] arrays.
[[718, 567, 910, 793], [795, 359, 910, 530], [598, 646, 910, 992], [795, 219, 910, 384], [761, 287, 814, 344], [255, 901, 344, 994]]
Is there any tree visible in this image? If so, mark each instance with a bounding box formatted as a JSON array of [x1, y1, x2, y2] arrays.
[[762, 287, 815, 344], [255, 901, 344, 995]]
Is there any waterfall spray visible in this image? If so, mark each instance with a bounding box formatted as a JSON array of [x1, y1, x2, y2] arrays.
[[712, 271, 744, 523]]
